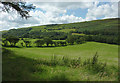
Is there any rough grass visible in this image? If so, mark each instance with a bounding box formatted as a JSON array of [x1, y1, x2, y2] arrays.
[[2, 42, 118, 81], [9, 42, 118, 66]]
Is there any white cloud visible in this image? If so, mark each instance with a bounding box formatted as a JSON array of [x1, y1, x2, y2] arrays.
[[49, 15, 84, 24], [85, 2, 118, 20], [33, 2, 94, 10], [0, 2, 118, 31], [0, 10, 41, 31]]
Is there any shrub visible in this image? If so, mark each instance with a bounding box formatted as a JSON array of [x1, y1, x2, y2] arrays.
[[70, 57, 81, 68], [51, 54, 58, 66], [82, 52, 107, 76]]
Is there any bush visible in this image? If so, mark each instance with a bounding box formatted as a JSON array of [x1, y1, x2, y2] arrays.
[[51, 54, 58, 66], [82, 52, 107, 75]]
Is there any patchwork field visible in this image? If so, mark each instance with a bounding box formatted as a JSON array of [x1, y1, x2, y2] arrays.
[[2, 42, 118, 81]]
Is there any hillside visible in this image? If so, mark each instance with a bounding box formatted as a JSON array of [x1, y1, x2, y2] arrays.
[[2, 18, 119, 44], [2, 18, 119, 35]]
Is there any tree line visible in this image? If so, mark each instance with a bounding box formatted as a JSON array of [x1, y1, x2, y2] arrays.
[[84, 35, 119, 45], [71, 29, 119, 45], [2, 35, 86, 47]]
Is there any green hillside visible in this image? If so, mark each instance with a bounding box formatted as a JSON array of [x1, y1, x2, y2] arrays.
[[2, 18, 119, 36], [2, 18, 119, 45]]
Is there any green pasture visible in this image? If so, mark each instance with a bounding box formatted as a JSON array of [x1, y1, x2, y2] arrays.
[[7, 42, 118, 66], [3, 42, 118, 81]]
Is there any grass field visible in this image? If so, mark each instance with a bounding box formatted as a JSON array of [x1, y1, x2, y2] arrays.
[[2, 42, 118, 81]]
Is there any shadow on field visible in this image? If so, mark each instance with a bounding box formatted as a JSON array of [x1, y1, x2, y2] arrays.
[[35, 45, 67, 48], [2, 46, 20, 48], [2, 48, 69, 81], [2, 48, 41, 81]]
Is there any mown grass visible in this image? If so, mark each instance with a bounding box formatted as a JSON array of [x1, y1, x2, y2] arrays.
[[2, 42, 118, 81]]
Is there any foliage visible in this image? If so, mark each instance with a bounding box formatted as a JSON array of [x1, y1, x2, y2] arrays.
[[1, 2, 35, 19], [23, 39, 31, 47], [76, 37, 86, 44], [43, 37, 53, 46], [2, 39, 8, 46], [66, 35, 75, 45], [35, 39, 44, 47], [85, 35, 118, 45], [6, 36, 19, 46]]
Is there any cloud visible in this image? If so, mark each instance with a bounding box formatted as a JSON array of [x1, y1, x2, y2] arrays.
[[49, 14, 84, 24], [0, 10, 41, 31], [85, 2, 118, 20], [0, 1, 118, 31]]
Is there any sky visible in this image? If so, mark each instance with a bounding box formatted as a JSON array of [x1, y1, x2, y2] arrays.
[[0, 0, 119, 31]]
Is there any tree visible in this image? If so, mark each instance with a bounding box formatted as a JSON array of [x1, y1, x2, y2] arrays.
[[57, 41, 61, 46], [23, 40, 31, 47], [35, 40, 44, 47], [53, 41, 58, 47], [21, 42, 24, 47], [49, 41, 54, 46], [84, 35, 93, 41], [6, 36, 19, 46], [0, 1, 35, 19], [76, 37, 85, 44], [2, 39, 8, 46], [44, 37, 53, 47], [106, 37, 114, 44], [59, 41, 67, 46], [66, 35, 75, 45]]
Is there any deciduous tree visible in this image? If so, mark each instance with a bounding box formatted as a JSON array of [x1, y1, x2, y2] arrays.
[[6, 36, 19, 46], [0, 1, 35, 19]]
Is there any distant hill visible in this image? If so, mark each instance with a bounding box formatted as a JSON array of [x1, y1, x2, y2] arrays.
[[2, 18, 119, 39]]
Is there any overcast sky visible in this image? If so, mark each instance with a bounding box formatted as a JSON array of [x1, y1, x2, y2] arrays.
[[0, 0, 119, 31]]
